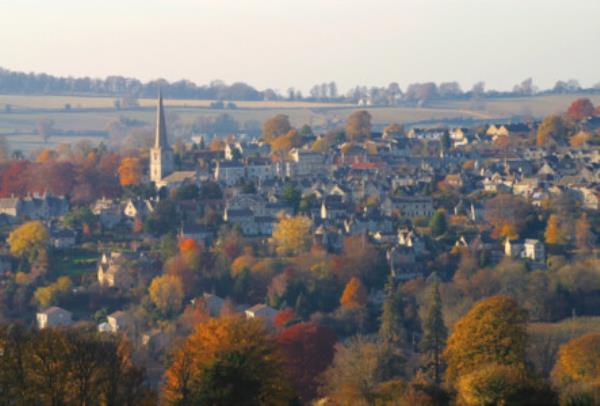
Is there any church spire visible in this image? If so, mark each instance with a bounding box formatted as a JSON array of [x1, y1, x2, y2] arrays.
[[155, 91, 169, 148]]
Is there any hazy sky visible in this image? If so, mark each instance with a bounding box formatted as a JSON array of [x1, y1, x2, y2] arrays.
[[1, 0, 599, 94]]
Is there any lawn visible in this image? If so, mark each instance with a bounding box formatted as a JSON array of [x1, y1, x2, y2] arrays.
[[51, 247, 99, 279]]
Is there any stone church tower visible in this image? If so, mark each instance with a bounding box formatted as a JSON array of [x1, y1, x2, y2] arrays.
[[150, 92, 173, 183]]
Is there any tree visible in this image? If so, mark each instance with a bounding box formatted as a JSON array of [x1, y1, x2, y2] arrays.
[[566, 98, 595, 121], [429, 209, 447, 237], [383, 123, 405, 138], [379, 276, 405, 349], [277, 322, 337, 401], [118, 156, 142, 186], [456, 363, 546, 406], [443, 296, 528, 385], [420, 282, 447, 384], [8, 221, 49, 263], [484, 194, 530, 240], [34, 276, 72, 308], [544, 214, 564, 245], [575, 213, 594, 253], [537, 114, 570, 146], [346, 110, 372, 141], [570, 130, 593, 147], [272, 215, 312, 256], [262, 114, 292, 143], [340, 277, 368, 309], [552, 333, 600, 387], [148, 275, 184, 316], [163, 316, 293, 405], [321, 336, 396, 405]]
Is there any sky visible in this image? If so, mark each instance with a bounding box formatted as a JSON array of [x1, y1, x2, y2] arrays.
[[1, 0, 599, 94]]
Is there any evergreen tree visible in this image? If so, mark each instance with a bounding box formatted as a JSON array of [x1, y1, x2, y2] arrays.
[[420, 282, 447, 384], [429, 210, 447, 237], [379, 275, 406, 349]]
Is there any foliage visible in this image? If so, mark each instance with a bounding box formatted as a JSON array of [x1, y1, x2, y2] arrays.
[[566, 98, 595, 121], [0, 325, 152, 405], [34, 276, 72, 308], [456, 363, 551, 406], [340, 277, 368, 309], [321, 336, 399, 406], [444, 296, 528, 385], [429, 209, 447, 237], [8, 220, 49, 262], [263, 114, 292, 142], [420, 282, 447, 384], [163, 316, 293, 405], [272, 215, 312, 256], [545, 214, 565, 245], [537, 114, 571, 146], [552, 333, 600, 387], [346, 110, 372, 141], [148, 274, 184, 316], [118, 156, 142, 186], [277, 321, 337, 401]]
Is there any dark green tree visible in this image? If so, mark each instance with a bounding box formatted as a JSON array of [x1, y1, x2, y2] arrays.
[[429, 209, 447, 237], [420, 282, 447, 384], [379, 275, 406, 348]]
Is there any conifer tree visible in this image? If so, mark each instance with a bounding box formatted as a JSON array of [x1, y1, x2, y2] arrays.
[[420, 282, 447, 384], [379, 275, 406, 348]]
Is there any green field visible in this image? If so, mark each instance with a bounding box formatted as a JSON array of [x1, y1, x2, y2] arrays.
[[1, 93, 598, 153]]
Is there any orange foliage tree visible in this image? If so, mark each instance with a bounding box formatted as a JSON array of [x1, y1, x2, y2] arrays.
[[551, 333, 600, 387], [118, 157, 142, 186], [566, 98, 595, 121], [163, 316, 293, 405], [544, 214, 564, 245], [443, 296, 528, 385], [340, 277, 368, 309]]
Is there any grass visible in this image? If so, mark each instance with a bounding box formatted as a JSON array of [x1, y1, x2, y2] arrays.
[[51, 247, 99, 278], [1, 92, 598, 153]]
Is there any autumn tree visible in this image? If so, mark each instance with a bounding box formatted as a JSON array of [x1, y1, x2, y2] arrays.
[[148, 274, 184, 316], [575, 213, 594, 253], [569, 130, 593, 147], [420, 282, 447, 384], [552, 333, 600, 387], [262, 114, 292, 143], [118, 156, 142, 186], [321, 336, 397, 405], [346, 110, 372, 141], [340, 276, 368, 309], [383, 123, 405, 138], [7, 221, 49, 263], [163, 316, 293, 405], [566, 98, 595, 121], [537, 114, 570, 146], [272, 215, 312, 256], [208, 138, 225, 152], [544, 214, 564, 245], [456, 364, 547, 406], [34, 276, 72, 308], [484, 194, 529, 239], [277, 322, 337, 401], [443, 296, 528, 385]]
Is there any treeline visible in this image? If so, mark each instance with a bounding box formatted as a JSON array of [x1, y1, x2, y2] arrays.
[[0, 67, 264, 101], [1, 67, 598, 104]]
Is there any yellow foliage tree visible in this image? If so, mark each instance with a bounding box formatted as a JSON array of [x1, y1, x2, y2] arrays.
[[118, 156, 142, 186], [272, 215, 312, 256], [456, 363, 533, 406], [7, 221, 49, 262], [34, 276, 72, 308], [443, 296, 528, 385], [148, 274, 184, 315], [340, 277, 368, 309], [230, 254, 257, 275], [346, 110, 372, 141], [544, 214, 563, 245], [163, 316, 293, 405], [552, 333, 600, 387]]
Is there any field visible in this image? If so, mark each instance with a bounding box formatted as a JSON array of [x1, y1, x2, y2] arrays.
[[1, 93, 599, 153]]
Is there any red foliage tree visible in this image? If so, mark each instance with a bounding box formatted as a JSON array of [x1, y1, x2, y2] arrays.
[[566, 98, 595, 121], [277, 322, 337, 401], [0, 160, 31, 197], [274, 308, 297, 329]]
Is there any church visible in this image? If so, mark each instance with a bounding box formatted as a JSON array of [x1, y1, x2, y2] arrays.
[[149, 93, 197, 189]]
